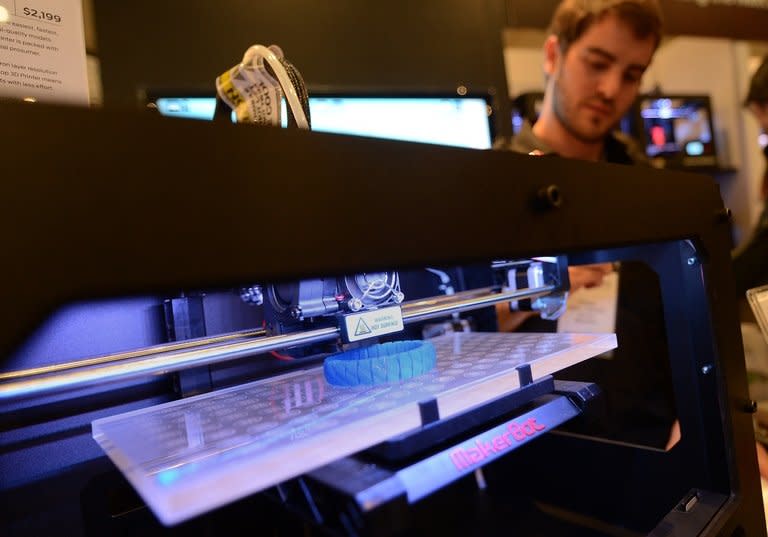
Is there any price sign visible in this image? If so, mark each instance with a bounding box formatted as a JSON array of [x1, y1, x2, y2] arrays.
[[0, 0, 88, 104]]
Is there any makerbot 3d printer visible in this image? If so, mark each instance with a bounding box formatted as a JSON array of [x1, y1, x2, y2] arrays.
[[0, 101, 764, 536]]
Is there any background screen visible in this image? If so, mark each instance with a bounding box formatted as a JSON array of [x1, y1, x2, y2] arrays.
[[153, 94, 494, 150], [639, 96, 717, 167]]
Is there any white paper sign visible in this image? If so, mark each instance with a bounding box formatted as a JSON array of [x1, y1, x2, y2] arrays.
[[557, 272, 619, 335], [0, 0, 89, 104]]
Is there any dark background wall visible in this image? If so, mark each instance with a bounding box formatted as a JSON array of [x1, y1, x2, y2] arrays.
[[507, 0, 768, 40], [92, 0, 768, 136], [93, 0, 512, 135]]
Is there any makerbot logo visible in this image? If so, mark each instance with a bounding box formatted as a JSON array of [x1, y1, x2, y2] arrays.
[[449, 418, 546, 471]]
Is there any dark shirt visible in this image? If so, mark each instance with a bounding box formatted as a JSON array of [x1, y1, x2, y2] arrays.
[[732, 145, 768, 296], [503, 121, 676, 448], [504, 120, 647, 165]]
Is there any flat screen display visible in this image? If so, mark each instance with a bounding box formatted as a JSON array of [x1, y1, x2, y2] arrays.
[[639, 96, 717, 168], [153, 94, 494, 150], [155, 97, 219, 121]]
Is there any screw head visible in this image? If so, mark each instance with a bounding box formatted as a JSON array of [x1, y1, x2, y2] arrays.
[[716, 208, 732, 222], [536, 184, 562, 210], [348, 297, 364, 312]]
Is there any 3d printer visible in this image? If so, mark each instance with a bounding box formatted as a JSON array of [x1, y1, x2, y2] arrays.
[[0, 101, 764, 537]]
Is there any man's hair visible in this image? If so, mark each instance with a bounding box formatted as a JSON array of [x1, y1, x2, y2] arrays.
[[548, 0, 663, 54], [745, 55, 768, 106]]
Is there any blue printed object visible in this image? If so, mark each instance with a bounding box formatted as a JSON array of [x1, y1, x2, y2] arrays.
[[323, 340, 437, 386]]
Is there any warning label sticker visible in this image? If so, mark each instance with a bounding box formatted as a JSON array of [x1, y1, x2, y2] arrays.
[[342, 306, 404, 343], [354, 318, 372, 337]]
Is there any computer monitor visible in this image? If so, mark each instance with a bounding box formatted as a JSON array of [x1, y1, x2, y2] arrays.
[[153, 96, 219, 121], [148, 90, 496, 150], [637, 95, 718, 169], [510, 92, 544, 135]]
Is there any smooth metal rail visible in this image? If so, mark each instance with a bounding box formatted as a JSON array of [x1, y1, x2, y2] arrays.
[[0, 328, 267, 381], [0, 285, 555, 400], [1, 286, 494, 382], [400, 286, 498, 311]]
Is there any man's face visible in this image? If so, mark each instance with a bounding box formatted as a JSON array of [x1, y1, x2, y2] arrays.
[[546, 14, 656, 143]]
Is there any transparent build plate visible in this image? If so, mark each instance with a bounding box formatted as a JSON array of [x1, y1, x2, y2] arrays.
[[92, 331, 616, 525]]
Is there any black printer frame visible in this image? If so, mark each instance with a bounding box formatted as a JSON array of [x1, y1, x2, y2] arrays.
[[0, 102, 763, 536]]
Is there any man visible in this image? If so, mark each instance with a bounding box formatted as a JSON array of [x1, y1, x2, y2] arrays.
[[499, 0, 662, 334], [733, 55, 768, 296], [511, 0, 661, 162], [500, 0, 679, 449], [500, 0, 663, 331]]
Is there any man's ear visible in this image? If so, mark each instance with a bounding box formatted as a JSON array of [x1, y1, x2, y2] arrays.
[[543, 35, 561, 77], [750, 102, 768, 131], [759, 103, 768, 131]]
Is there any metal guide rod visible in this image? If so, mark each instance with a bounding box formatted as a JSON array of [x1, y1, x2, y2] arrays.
[[0, 285, 555, 400], [1, 286, 497, 383], [402, 286, 554, 323], [400, 286, 498, 311], [0, 329, 267, 381]]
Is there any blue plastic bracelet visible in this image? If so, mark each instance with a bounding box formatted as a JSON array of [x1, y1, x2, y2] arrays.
[[323, 340, 437, 387]]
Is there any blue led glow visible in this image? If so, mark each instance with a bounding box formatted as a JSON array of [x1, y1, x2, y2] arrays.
[[685, 141, 705, 156], [156, 468, 182, 486]]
